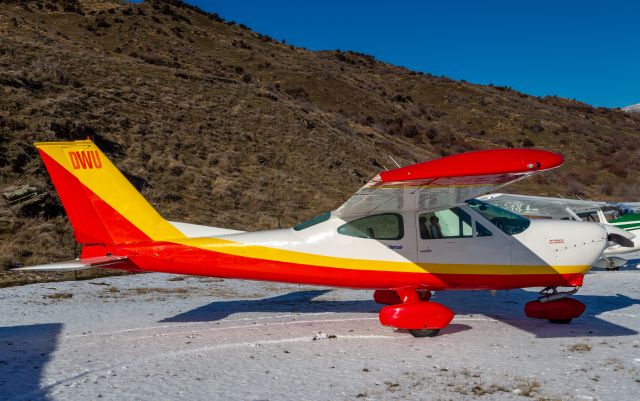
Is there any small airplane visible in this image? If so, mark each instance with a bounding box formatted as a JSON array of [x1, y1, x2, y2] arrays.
[[13, 140, 634, 337], [481, 193, 640, 270]]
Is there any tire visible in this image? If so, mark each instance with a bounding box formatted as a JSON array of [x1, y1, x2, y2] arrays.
[[409, 329, 440, 338], [417, 290, 431, 302], [548, 318, 572, 324]]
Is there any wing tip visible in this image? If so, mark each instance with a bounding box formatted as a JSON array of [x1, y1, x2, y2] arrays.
[[381, 148, 564, 182]]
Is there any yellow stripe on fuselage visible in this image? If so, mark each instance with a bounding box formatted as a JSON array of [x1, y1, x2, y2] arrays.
[[171, 237, 590, 275], [35, 140, 184, 241]]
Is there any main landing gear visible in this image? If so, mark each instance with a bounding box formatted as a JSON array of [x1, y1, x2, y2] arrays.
[[524, 286, 586, 324], [592, 256, 627, 271], [374, 288, 453, 338]]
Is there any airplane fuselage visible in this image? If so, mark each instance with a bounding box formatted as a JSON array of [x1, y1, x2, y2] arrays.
[[91, 204, 608, 291]]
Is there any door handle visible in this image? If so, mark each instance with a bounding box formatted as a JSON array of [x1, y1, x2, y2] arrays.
[[420, 249, 432, 253]]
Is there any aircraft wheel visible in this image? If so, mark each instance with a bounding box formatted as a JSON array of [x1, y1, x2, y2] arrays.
[[417, 290, 431, 302], [548, 318, 572, 324], [409, 329, 440, 338], [606, 266, 620, 271]]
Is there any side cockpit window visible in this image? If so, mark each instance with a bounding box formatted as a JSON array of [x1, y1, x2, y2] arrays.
[[418, 207, 472, 239], [338, 213, 403, 240]]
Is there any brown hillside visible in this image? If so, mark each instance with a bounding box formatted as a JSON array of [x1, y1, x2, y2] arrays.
[[1, 0, 640, 285]]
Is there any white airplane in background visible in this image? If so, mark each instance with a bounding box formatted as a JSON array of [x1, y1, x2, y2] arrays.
[[481, 193, 640, 270]]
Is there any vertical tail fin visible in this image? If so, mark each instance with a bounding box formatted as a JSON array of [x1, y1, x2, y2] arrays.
[[35, 140, 184, 245]]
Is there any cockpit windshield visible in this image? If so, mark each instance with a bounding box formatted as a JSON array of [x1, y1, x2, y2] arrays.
[[466, 199, 530, 235]]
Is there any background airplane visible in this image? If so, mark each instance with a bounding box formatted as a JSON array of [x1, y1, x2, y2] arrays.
[[481, 193, 640, 269], [13, 141, 632, 337]]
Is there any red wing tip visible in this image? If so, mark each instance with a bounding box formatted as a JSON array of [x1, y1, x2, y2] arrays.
[[381, 148, 564, 182]]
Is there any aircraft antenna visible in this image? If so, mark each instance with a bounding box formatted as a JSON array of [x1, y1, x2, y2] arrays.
[[388, 155, 402, 168]]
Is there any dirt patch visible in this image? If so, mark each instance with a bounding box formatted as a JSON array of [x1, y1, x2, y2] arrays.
[[44, 292, 73, 299]]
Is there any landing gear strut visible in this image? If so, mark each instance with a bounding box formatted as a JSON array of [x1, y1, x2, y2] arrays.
[[524, 286, 585, 324], [377, 288, 453, 338], [593, 256, 627, 271]]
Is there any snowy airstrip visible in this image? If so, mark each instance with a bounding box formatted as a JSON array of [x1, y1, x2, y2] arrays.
[[1, 261, 639, 400]]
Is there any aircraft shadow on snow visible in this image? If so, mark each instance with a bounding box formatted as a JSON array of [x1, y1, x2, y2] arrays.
[[163, 246, 640, 338], [162, 288, 640, 339], [0, 323, 62, 401], [162, 290, 375, 322]]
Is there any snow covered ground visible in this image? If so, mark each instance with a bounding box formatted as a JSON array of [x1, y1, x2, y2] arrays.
[[1, 262, 640, 401]]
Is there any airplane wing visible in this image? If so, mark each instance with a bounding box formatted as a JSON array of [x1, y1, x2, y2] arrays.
[[616, 202, 640, 214], [480, 193, 608, 219], [12, 255, 128, 272], [335, 149, 564, 218]]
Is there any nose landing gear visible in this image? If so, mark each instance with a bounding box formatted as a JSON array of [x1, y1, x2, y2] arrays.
[[524, 287, 585, 324], [376, 288, 452, 337]]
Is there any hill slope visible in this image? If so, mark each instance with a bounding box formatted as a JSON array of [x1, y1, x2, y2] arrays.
[[623, 104, 640, 114], [1, 0, 640, 282]]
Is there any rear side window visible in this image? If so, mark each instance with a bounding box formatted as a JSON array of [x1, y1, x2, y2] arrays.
[[338, 213, 403, 240]]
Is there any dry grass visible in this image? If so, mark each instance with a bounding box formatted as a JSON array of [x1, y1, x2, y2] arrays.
[[44, 292, 73, 299], [357, 368, 562, 400], [130, 287, 189, 295], [1, 0, 640, 287], [568, 343, 592, 353], [513, 379, 541, 397]]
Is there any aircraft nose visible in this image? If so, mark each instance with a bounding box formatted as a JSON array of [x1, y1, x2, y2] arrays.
[[515, 220, 608, 268], [547, 221, 608, 263]]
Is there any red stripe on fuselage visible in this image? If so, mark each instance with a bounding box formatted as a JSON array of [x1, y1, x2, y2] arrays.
[[107, 241, 584, 290]]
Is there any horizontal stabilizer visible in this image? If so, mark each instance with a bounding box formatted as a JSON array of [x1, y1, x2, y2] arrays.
[[12, 256, 128, 272]]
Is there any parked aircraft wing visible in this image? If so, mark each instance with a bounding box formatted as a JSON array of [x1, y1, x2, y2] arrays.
[[12, 255, 129, 272], [480, 193, 608, 219], [335, 149, 564, 218], [616, 202, 640, 214]]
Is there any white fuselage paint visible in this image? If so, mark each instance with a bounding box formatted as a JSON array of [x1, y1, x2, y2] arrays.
[[177, 205, 608, 269]]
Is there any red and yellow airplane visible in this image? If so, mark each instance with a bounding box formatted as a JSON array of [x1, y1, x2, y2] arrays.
[[15, 140, 633, 337]]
